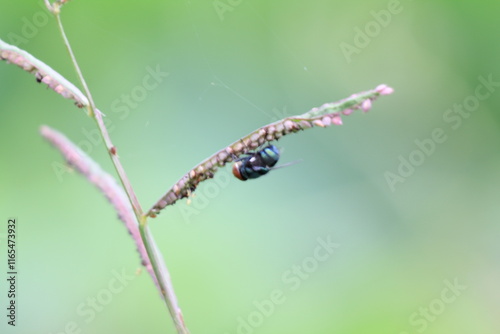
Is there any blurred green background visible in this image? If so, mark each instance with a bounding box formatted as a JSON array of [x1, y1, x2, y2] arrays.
[[1, 0, 499, 333]]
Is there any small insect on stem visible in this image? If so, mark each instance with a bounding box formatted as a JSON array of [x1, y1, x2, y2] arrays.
[[232, 145, 280, 181]]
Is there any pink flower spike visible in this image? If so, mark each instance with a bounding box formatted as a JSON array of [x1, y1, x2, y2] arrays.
[[322, 116, 332, 126], [332, 116, 343, 125], [375, 84, 394, 95], [361, 99, 372, 112], [342, 109, 353, 115], [313, 119, 325, 127]]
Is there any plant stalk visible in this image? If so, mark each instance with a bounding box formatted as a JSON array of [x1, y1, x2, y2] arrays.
[[49, 5, 189, 333]]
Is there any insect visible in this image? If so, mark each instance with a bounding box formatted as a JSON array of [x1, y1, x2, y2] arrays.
[[232, 144, 281, 181]]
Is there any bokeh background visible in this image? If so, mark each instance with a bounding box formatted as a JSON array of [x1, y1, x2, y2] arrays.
[[1, 1, 499, 333]]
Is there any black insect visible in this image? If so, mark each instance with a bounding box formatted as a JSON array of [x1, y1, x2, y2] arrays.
[[232, 145, 280, 181]]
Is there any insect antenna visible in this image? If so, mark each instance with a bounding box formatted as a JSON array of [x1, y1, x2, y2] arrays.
[[270, 159, 303, 170]]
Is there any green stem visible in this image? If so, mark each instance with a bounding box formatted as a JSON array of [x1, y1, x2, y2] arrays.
[[53, 12, 143, 219], [50, 5, 189, 333], [139, 222, 189, 334]]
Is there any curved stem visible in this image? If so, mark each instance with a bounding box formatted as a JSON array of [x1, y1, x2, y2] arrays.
[[148, 84, 394, 216]]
